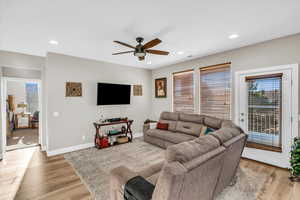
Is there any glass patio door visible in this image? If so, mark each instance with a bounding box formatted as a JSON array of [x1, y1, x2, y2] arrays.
[[236, 66, 295, 168]]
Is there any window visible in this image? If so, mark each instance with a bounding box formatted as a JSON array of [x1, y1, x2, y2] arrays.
[[173, 70, 194, 113], [245, 73, 282, 152], [200, 63, 231, 119], [25, 83, 39, 114]]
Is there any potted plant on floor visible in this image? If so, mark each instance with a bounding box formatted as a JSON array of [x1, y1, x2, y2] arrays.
[[290, 137, 300, 182]]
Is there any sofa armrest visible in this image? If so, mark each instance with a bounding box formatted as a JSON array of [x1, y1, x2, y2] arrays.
[[143, 123, 150, 134], [152, 162, 187, 200], [111, 166, 138, 187], [110, 166, 138, 200], [143, 120, 158, 134]]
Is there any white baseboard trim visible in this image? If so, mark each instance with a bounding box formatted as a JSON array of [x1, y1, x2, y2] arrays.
[[47, 133, 143, 157], [133, 132, 143, 138], [47, 142, 94, 157]]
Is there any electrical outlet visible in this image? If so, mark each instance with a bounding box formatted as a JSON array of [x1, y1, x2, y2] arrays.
[[82, 135, 86, 141]]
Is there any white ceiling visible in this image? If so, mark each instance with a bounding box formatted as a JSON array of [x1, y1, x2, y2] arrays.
[[1, 0, 300, 69]]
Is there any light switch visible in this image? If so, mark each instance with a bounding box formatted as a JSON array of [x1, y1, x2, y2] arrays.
[[53, 112, 60, 117]]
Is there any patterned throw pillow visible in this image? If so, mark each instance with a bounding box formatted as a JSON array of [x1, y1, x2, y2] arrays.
[[156, 122, 169, 130]]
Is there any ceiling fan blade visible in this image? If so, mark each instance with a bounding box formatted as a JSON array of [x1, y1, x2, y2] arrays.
[[138, 56, 145, 61], [112, 51, 134, 55], [113, 41, 136, 49], [143, 38, 162, 49], [146, 49, 169, 55]]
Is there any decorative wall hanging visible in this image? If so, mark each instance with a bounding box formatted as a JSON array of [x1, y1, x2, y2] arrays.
[[155, 77, 167, 98], [66, 82, 82, 97], [133, 85, 143, 96]]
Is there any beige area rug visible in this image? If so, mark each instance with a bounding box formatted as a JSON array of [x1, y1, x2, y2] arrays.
[[64, 138, 268, 200]]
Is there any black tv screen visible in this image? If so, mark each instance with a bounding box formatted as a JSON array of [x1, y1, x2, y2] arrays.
[[97, 83, 131, 105]]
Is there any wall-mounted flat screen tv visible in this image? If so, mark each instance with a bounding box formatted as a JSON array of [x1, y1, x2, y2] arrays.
[[97, 83, 131, 105]]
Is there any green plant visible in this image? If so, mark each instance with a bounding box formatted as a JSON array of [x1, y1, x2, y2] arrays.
[[290, 137, 300, 181]]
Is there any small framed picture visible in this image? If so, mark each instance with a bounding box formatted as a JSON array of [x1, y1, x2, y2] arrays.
[[66, 82, 82, 97], [133, 85, 143, 96], [155, 78, 167, 98]]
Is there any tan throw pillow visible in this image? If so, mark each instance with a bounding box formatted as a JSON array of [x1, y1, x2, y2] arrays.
[[200, 126, 207, 136]]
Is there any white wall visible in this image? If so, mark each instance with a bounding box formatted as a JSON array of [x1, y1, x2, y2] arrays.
[[151, 33, 300, 129], [45, 53, 152, 151]]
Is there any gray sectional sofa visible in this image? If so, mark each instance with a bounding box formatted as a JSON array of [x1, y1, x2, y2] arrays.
[[110, 111, 247, 200], [144, 111, 240, 148]]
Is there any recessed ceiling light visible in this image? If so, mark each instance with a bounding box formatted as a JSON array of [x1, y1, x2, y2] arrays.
[[177, 51, 184, 55], [49, 40, 59, 45], [147, 61, 152, 65], [229, 34, 239, 39]]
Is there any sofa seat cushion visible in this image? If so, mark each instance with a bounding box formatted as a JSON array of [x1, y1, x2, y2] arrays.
[[166, 135, 220, 163], [145, 129, 196, 144], [175, 121, 205, 136]]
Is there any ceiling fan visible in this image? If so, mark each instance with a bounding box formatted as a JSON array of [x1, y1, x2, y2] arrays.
[[112, 37, 169, 61]]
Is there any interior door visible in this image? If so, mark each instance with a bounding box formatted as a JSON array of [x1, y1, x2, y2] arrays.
[[236, 67, 293, 168]]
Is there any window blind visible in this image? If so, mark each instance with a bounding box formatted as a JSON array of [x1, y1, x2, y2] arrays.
[[246, 74, 282, 152], [200, 63, 231, 119], [173, 70, 194, 113]]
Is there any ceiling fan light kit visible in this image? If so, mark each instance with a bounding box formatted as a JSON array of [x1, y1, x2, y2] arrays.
[[113, 37, 169, 61]]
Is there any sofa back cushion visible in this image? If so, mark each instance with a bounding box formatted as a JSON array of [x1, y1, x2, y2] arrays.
[[210, 127, 241, 144], [202, 115, 223, 129], [175, 121, 204, 136], [160, 111, 179, 121], [166, 135, 220, 163], [179, 113, 204, 124]]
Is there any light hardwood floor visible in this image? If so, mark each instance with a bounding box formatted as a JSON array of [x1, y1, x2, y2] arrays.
[[0, 146, 299, 200], [0, 146, 91, 200]]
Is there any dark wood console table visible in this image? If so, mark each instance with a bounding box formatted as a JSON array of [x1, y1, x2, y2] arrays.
[[93, 120, 133, 149]]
